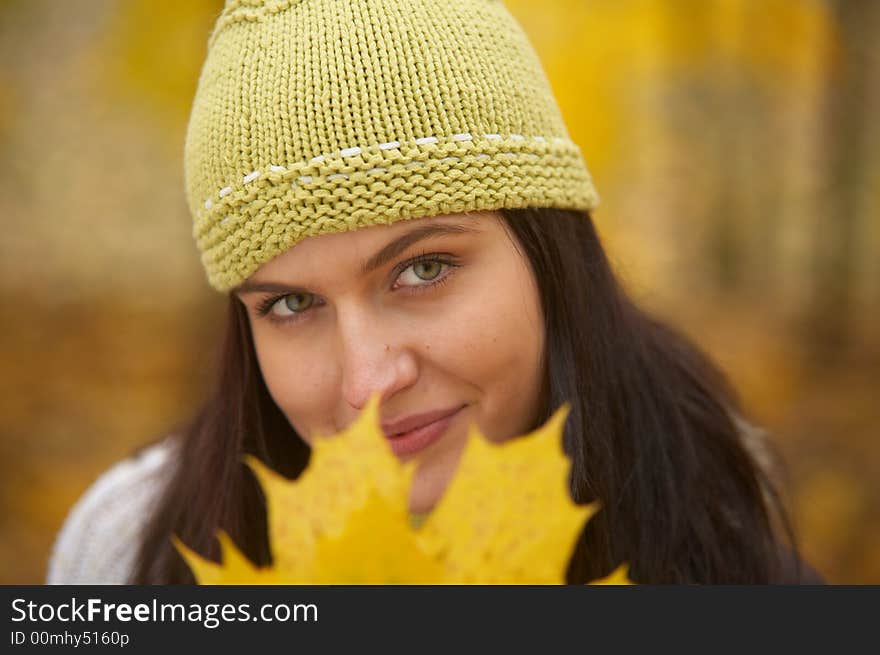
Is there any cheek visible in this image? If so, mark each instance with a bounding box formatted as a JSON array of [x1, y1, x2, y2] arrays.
[[251, 330, 335, 444], [426, 268, 545, 425]]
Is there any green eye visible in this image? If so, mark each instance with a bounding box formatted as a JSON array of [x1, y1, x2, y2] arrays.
[[412, 260, 442, 280], [284, 293, 314, 312]]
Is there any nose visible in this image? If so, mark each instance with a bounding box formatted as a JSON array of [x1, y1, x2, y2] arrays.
[[336, 304, 418, 412]]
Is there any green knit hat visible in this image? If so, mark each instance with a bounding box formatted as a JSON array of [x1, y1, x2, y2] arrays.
[[185, 0, 600, 292]]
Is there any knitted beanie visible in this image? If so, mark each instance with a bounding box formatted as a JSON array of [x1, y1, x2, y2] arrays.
[[185, 0, 600, 293]]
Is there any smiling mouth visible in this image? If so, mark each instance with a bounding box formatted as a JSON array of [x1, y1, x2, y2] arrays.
[[384, 406, 465, 457], [382, 404, 466, 437]]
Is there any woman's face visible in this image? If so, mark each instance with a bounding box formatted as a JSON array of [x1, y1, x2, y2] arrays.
[[235, 211, 547, 513]]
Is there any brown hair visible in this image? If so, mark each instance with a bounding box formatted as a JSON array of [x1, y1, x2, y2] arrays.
[[133, 208, 802, 584]]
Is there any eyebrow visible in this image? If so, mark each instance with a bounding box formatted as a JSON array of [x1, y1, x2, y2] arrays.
[[233, 221, 482, 296]]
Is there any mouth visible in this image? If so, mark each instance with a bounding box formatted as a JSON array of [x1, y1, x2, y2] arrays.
[[384, 405, 465, 457]]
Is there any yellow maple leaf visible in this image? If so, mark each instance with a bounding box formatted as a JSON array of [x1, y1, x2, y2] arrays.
[[417, 407, 597, 584], [174, 392, 634, 585], [590, 563, 633, 586]]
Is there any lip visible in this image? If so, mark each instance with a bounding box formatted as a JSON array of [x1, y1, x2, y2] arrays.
[[381, 404, 466, 437], [383, 405, 465, 458]]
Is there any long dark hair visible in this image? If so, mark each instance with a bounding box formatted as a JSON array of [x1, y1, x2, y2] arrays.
[[133, 207, 800, 584]]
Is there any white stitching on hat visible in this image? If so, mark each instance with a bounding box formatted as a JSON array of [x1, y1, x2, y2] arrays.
[[203, 134, 571, 209]]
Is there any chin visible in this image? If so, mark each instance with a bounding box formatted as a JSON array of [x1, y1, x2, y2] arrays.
[[407, 494, 437, 516], [407, 482, 444, 515]]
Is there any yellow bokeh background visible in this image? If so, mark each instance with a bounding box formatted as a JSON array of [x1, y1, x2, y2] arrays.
[[1, 0, 877, 583]]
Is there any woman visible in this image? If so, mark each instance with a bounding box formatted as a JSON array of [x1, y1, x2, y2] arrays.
[[46, 0, 821, 584]]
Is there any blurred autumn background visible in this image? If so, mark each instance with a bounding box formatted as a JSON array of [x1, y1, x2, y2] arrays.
[[0, 0, 877, 584]]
